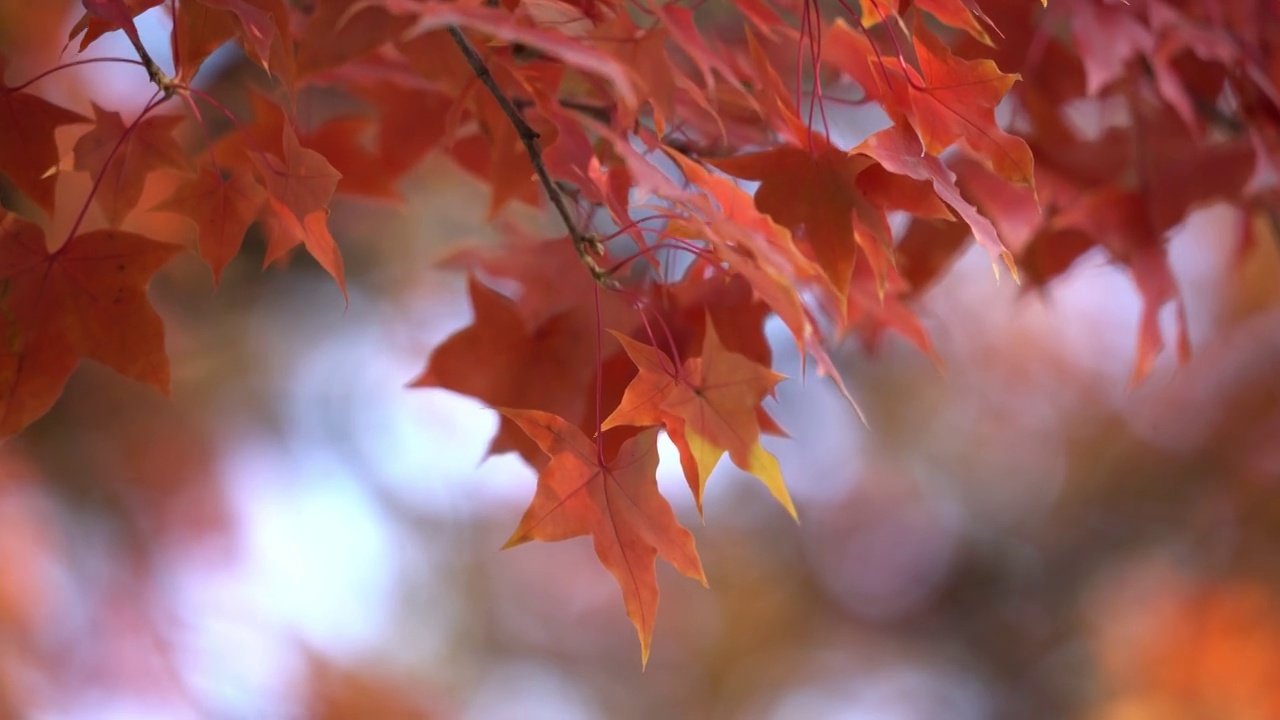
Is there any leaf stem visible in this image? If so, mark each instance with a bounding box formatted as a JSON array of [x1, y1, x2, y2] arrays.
[[593, 283, 606, 462], [8, 57, 145, 93]]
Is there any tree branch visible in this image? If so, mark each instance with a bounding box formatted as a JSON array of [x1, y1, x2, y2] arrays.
[[447, 26, 614, 286]]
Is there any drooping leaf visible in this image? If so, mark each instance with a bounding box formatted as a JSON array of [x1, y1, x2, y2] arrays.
[[909, 0, 997, 45], [0, 209, 178, 438], [500, 408, 705, 666], [259, 198, 347, 299], [854, 125, 1016, 278], [1043, 188, 1188, 383]]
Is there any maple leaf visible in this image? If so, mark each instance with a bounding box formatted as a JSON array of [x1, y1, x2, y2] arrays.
[[0, 57, 90, 215], [710, 139, 890, 293], [657, 4, 741, 92], [603, 318, 796, 520], [500, 408, 706, 666], [909, 0, 997, 46], [438, 234, 602, 328], [854, 124, 1016, 278], [251, 124, 347, 293], [348, 79, 452, 178], [172, 1, 240, 82], [259, 198, 347, 299], [908, 18, 1034, 186], [825, 18, 1034, 186], [252, 123, 341, 221], [1045, 188, 1188, 383], [197, 0, 288, 78], [665, 151, 843, 351], [72, 103, 188, 227], [0, 209, 178, 438], [295, 0, 413, 78], [303, 117, 403, 202], [153, 166, 266, 284], [372, 1, 639, 109], [412, 276, 598, 467], [69, 0, 162, 51], [1069, 0, 1152, 96]]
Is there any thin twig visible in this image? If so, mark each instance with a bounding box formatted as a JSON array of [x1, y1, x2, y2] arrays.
[[447, 26, 615, 287]]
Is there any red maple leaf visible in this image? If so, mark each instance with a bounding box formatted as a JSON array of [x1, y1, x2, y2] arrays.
[[172, 1, 239, 82], [0, 209, 178, 438], [411, 276, 599, 466], [154, 166, 266, 283], [72, 103, 188, 227], [710, 139, 887, 293], [0, 57, 90, 215], [69, 0, 162, 51], [825, 18, 1034, 186]]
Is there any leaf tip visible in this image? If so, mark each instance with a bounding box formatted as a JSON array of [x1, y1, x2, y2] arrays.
[[997, 250, 1021, 286], [500, 530, 529, 550]]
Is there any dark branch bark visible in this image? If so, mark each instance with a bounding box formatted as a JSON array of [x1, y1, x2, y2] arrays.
[[447, 27, 614, 285]]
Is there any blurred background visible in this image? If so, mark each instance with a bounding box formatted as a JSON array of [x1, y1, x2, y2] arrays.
[[3, 2, 1280, 719]]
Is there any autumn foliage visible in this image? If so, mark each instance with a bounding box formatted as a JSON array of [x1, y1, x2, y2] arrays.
[[1, 0, 1278, 667]]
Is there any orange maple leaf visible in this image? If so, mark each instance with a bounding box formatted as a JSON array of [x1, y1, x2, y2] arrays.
[[906, 0, 997, 46], [604, 318, 796, 519], [500, 408, 706, 666], [0, 209, 178, 438], [906, 16, 1033, 185]]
